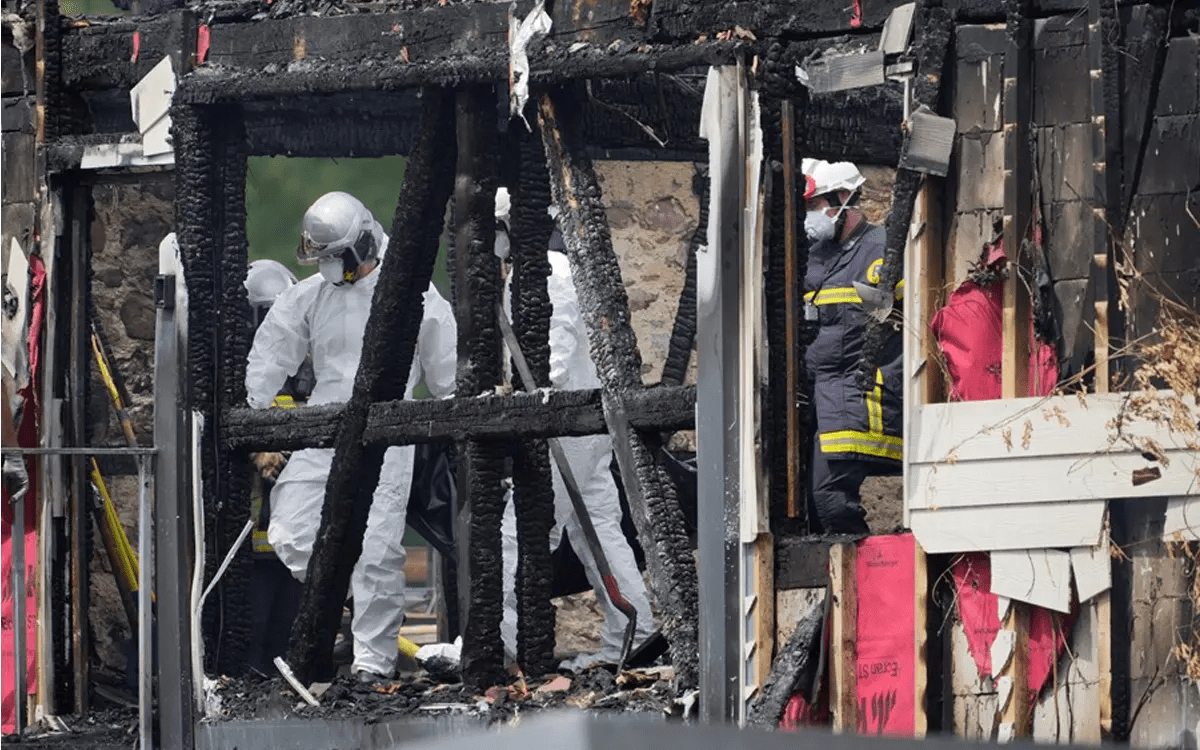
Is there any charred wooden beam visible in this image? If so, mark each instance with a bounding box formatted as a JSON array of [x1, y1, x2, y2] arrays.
[[745, 592, 826, 730], [509, 129, 557, 678], [856, 1, 952, 391], [222, 385, 698, 451], [538, 86, 699, 690], [285, 88, 456, 683], [453, 85, 508, 690]]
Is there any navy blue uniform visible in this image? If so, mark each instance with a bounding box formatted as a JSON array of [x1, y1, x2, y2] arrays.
[[804, 223, 904, 534]]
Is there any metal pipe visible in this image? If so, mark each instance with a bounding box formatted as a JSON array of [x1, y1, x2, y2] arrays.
[[137, 455, 154, 750], [2, 447, 159, 456]]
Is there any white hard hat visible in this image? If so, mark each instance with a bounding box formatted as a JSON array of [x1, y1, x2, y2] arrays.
[[296, 191, 384, 267], [244, 259, 297, 307], [801, 158, 865, 200]]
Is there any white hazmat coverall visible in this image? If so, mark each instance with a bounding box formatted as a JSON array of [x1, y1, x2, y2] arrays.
[[500, 250, 655, 668], [245, 245, 457, 677]]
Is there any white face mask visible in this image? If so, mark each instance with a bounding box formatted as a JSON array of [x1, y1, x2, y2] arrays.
[[805, 206, 844, 242], [319, 257, 350, 286]]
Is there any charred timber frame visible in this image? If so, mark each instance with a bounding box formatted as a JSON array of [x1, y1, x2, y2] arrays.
[[538, 87, 700, 690], [452, 85, 507, 688], [222, 386, 697, 452], [508, 127, 558, 679], [285, 89, 457, 683]]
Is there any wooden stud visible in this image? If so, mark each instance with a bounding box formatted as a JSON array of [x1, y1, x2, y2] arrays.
[[997, 600, 1031, 741], [1096, 590, 1113, 736], [830, 542, 858, 734], [753, 533, 776, 693], [914, 539, 929, 738], [781, 99, 802, 519], [1001, 10, 1033, 402]]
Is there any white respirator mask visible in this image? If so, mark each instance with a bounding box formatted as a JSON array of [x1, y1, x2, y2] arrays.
[[805, 205, 846, 243], [319, 257, 351, 286]]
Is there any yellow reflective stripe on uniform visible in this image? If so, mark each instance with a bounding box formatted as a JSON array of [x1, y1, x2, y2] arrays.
[[273, 395, 296, 409], [819, 429, 903, 461], [804, 287, 862, 306], [867, 258, 883, 284], [866, 368, 884, 435], [804, 283, 905, 307], [249, 492, 272, 553]]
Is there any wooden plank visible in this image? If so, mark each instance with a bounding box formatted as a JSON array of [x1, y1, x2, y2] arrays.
[[994, 599, 1030, 742], [909, 500, 1105, 554], [781, 99, 801, 519], [990, 549, 1072, 613], [902, 177, 945, 527], [1000, 3, 1032, 401], [1096, 590, 1112, 736], [752, 534, 775, 698], [913, 540, 929, 738], [910, 390, 1197, 463], [830, 542, 858, 734]]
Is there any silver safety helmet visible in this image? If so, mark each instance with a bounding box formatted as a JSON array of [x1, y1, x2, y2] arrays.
[[296, 191, 385, 268], [244, 258, 297, 307]]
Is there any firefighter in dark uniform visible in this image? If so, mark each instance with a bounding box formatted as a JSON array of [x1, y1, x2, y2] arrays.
[[802, 159, 904, 535], [243, 259, 316, 673]]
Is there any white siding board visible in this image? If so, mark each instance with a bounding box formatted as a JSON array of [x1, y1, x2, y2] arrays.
[[910, 501, 1105, 554], [910, 391, 1197, 464], [909, 451, 1196, 508], [1163, 496, 1200, 541], [990, 549, 1073, 613], [1069, 538, 1112, 602]]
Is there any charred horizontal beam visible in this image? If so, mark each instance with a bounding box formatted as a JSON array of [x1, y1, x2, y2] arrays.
[[172, 42, 749, 103], [222, 385, 697, 452]]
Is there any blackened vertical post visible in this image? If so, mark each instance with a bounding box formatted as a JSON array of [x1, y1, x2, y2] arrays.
[[286, 89, 455, 683], [508, 129, 556, 677], [538, 87, 699, 691], [781, 101, 801, 519], [453, 85, 507, 689]]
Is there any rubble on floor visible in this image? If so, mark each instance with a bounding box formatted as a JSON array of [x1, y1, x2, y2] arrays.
[[212, 664, 685, 725]]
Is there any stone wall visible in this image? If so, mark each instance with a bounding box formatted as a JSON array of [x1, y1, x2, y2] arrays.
[[87, 181, 173, 676], [596, 160, 700, 385]]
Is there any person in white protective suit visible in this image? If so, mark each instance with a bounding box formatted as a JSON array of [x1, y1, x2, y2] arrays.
[[245, 191, 457, 682], [493, 189, 656, 670]]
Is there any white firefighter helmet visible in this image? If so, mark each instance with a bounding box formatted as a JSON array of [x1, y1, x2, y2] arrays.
[[801, 158, 866, 201], [296, 191, 384, 268], [244, 259, 297, 307]]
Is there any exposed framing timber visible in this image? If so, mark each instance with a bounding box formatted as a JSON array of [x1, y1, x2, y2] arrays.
[[222, 385, 696, 452], [539, 85, 700, 690], [1000, 0, 1033, 401], [830, 542, 858, 734], [781, 100, 802, 519]]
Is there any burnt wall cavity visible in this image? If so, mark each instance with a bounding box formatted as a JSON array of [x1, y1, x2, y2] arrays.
[[285, 87, 457, 683], [538, 86, 699, 690]]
